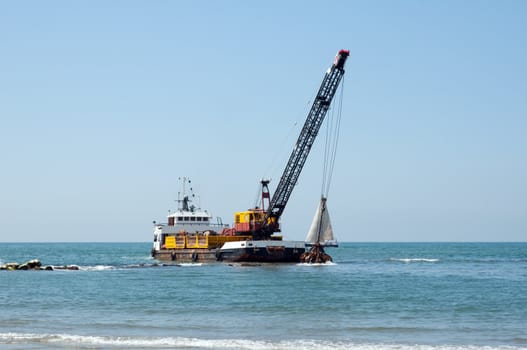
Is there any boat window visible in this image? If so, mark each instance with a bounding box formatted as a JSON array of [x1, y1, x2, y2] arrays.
[[203, 217, 209, 222], [190, 217, 196, 221], [197, 217, 202, 222], [184, 217, 190, 221], [177, 217, 183, 221]]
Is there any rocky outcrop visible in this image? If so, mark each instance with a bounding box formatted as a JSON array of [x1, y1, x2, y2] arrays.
[[0, 260, 79, 271], [17, 259, 42, 270]]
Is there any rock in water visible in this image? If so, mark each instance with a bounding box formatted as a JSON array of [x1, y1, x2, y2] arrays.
[[2, 262, 20, 270], [17, 259, 42, 270], [2, 260, 84, 272]]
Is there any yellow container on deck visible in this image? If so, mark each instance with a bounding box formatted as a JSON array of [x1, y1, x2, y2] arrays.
[[165, 236, 176, 249], [163, 234, 252, 250]]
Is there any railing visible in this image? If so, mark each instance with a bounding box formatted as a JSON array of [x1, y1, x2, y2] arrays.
[[158, 222, 229, 229], [163, 234, 252, 249]]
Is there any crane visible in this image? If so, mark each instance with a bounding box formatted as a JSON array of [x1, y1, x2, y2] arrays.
[[234, 50, 349, 239]]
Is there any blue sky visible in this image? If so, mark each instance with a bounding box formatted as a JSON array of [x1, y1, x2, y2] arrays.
[[1, 1, 525, 242]]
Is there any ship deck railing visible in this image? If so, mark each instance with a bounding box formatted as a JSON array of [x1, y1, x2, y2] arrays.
[[158, 222, 229, 229], [163, 234, 252, 250]]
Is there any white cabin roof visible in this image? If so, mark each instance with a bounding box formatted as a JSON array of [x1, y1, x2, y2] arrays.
[[168, 209, 212, 219]]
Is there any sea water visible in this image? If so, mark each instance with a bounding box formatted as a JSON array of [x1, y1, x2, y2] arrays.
[[1, 242, 526, 349]]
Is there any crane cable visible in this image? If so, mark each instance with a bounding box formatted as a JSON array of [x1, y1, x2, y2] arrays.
[[256, 97, 316, 209], [321, 77, 345, 198]]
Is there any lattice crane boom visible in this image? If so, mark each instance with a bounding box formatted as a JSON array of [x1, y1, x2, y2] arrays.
[[264, 50, 349, 235], [233, 50, 349, 239]]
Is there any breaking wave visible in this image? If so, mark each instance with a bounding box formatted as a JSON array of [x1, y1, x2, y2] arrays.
[[390, 258, 439, 263], [176, 263, 204, 267], [1, 333, 524, 350], [297, 261, 337, 267], [79, 265, 115, 271], [49, 263, 191, 271]]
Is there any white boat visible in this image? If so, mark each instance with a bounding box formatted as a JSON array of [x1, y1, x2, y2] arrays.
[[152, 177, 230, 255], [150, 178, 304, 263]]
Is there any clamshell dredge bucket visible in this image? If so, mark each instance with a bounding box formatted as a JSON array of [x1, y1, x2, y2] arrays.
[[300, 243, 332, 264]]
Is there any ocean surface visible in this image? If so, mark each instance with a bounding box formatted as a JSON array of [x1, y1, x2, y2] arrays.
[[1, 242, 526, 350]]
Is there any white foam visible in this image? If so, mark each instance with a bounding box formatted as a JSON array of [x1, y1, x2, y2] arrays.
[[390, 258, 439, 263], [49, 263, 183, 271], [0, 333, 524, 350], [297, 261, 337, 267], [77, 265, 114, 271], [176, 263, 204, 267]]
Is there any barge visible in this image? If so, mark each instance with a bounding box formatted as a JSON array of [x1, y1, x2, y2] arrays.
[[151, 177, 305, 263], [151, 50, 349, 264]]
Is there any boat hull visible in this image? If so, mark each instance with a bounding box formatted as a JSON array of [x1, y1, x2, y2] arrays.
[[152, 248, 218, 263], [216, 240, 306, 263], [216, 247, 304, 263], [152, 240, 306, 263]]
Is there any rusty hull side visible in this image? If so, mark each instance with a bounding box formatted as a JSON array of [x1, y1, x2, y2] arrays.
[[153, 248, 219, 263]]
